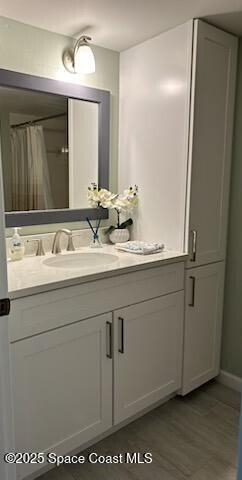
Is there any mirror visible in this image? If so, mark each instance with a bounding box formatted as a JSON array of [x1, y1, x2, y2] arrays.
[[1, 88, 69, 212], [0, 69, 110, 227], [1, 90, 99, 212]]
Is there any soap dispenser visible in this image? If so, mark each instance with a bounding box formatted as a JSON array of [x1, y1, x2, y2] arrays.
[[9, 228, 25, 261]]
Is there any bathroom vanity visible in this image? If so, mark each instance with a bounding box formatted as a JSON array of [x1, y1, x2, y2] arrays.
[[8, 249, 186, 479]]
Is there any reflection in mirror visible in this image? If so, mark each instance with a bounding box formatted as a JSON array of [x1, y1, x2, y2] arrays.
[[0, 87, 99, 213], [69, 99, 98, 209]]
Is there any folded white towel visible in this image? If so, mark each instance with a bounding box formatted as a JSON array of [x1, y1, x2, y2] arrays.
[[115, 241, 165, 255]]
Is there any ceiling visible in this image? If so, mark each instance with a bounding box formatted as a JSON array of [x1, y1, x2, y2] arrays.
[[0, 87, 67, 117], [1, 0, 242, 51]]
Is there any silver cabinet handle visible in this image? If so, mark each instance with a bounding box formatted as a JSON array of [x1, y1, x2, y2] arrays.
[[189, 276, 196, 307], [118, 317, 124, 354], [106, 321, 112, 359], [191, 230, 197, 262], [27, 238, 45, 256]]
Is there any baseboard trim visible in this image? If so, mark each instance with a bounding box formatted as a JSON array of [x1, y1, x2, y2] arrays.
[[218, 370, 242, 392]]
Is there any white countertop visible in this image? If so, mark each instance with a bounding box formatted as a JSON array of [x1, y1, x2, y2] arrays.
[[7, 245, 187, 299]]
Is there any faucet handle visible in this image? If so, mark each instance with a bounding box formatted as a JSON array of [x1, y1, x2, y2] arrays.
[[27, 238, 45, 256]]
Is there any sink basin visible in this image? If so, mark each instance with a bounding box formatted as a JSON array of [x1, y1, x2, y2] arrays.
[[43, 252, 119, 270]]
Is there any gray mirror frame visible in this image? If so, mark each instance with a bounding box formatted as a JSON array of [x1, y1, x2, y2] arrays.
[[0, 68, 110, 227]]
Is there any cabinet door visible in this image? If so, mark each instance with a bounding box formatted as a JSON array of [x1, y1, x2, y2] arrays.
[[114, 292, 184, 424], [182, 262, 225, 395], [187, 20, 237, 267], [11, 313, 113, 479]]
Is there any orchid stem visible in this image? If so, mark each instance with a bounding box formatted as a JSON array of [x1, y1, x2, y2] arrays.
[[116, 209, 120, 228]]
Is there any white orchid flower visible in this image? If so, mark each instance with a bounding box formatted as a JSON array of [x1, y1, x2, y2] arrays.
[[87, 183, 101, 207], [98, 189, 117, 209], [114, 186, 138, 213], [113, 197, 130, 212], [87, 184, 118, 209], [87, 184, 138, 229]]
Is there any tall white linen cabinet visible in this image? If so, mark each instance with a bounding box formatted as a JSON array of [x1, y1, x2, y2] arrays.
[[119, 19, 238, 394]]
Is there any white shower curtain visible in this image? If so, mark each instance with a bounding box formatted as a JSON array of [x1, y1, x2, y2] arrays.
[[10, 125, 53, 210]]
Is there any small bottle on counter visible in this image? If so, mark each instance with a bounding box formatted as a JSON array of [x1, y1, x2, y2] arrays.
[[9, 227, 25, 261]]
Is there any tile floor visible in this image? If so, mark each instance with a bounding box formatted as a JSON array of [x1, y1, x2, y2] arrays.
[[37, 381, 241, 480]]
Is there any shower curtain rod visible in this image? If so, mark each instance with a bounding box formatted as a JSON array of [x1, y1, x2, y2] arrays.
[[11, 112, 67, 128]]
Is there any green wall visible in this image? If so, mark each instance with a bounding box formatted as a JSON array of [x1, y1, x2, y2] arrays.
[[0, 16, 119, 235], [221, 39, 242, 379]]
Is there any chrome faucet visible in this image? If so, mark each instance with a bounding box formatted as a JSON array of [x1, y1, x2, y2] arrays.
[[52, 229, 75, 254]]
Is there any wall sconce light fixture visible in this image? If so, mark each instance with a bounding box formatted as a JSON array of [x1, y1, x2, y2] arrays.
[[63, 35, 96, 74]]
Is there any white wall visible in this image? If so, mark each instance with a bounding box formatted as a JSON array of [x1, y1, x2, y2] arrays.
[[119, 21, 193, 251]]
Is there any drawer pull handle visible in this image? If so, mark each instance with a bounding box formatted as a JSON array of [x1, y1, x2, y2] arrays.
[[106, 321, 112, 359], [191, 230, 197, 262], [118, 317, 125, 354], [189, 276, 196, 307]]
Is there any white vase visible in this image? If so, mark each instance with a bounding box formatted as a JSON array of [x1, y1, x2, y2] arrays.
[[109, 228, 130, 244]]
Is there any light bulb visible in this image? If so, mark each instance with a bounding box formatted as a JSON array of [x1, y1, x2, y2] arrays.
[[74, 44, 95, 74]]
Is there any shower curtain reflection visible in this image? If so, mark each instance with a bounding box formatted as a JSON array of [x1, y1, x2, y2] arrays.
[[10, 125, 53, 211]]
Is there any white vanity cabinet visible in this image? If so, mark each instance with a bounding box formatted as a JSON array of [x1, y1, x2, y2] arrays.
[[11, 313, 113, 479], [9, 261, 185, 479], [182, 262, 225, 395], [113, 292, 184, 424]]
